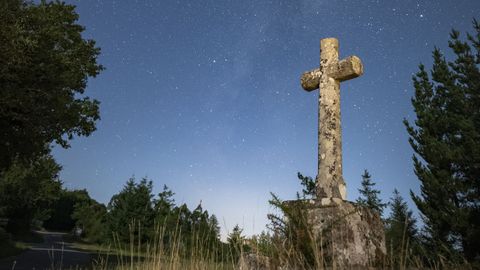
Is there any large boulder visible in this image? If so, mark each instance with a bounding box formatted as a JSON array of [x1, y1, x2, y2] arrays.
[[289, 198, 386, 268]]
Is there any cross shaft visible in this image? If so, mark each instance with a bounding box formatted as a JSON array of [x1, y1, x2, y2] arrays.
[[300, 38, 363, 200]]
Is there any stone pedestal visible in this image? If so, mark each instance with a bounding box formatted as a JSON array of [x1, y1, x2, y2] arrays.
[[288, 198, 386, 268]]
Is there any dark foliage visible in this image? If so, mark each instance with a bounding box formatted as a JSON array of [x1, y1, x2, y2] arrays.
[[102, 176, 221, 256], [0, 155, 62, 233], [404, 20, 480, 262], [44, 189, 91, 231], [385, 189, 419, 266], [0, 0, 103, 171], [227, 224, 251, 261], [72, 193, 107, 243], [356, 170, 387, 216], [107, 177, 155, 243], [296, 172, 316, 199], [267, 172, 323, 268], [268, 193, 317, 268]]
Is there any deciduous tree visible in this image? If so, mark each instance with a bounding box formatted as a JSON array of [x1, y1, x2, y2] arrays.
[[0, 155, 62, 232], [0, 0, 103, 171]]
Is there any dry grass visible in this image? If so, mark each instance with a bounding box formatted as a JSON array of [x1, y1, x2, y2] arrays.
[[90, 222, 235, 270], [4, 227, 472, 269], [15, 220, 472, 269]]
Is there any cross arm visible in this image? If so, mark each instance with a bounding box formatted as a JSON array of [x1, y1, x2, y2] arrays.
[[300, 68, 322, 91], [301, 55, 363, 91], [327, 56, 363, 82]]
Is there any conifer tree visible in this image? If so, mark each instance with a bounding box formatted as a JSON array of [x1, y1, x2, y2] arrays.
[[385, 189, 418, 265], [296, 172, 316, 199], [404, 20, 480, 261], [228, 224, 245, 247], [356, 170, 386, 216], [228, 224, 247, 260], [154, 184, 175, 220], [107, 177, 154, 243]]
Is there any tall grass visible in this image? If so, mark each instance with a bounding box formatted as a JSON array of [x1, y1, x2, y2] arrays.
[[261, 195, 474, 270], [87, 214, 474, 270], [19, 221, 473, 270], [92, 218, 235, 270]]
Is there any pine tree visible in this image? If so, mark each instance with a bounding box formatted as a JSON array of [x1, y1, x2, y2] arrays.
[[107, 177, 155, 243], [385, 189, 418, 265], [356, 170, 386, 216], [154, 184, 175, 220], [228, 224, 247, 260], [404, 20, 480, 261], [296, 172, 316, 199]]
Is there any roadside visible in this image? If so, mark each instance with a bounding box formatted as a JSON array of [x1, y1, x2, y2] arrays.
[[0, 227, 33, 260], [0, 231, 94, 270]]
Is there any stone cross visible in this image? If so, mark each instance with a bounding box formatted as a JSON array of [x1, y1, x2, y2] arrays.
[[300, 38, 363, 200]]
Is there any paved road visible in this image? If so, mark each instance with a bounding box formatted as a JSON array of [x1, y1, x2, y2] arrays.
[[0, 231, 93, 270]]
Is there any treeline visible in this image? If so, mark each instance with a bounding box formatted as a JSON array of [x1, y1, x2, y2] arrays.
[[0, 1, 226, 258], [43, 177, 222, 251], [356, 171, 420, 266]]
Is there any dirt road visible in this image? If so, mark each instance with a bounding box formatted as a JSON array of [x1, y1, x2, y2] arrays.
[[0, 231, 93, 270]]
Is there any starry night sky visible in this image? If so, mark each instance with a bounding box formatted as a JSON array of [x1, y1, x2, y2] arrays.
[[53, 0, 480, 238]]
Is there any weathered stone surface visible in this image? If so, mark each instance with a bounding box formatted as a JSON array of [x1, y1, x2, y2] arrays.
[[287, 199, 386, 268], [288, 38, 385, 268], [300, 56, 363, 91], [300, 38, 364, 200], [327, 56, 363, 82], [238, 253, 271, 270], [300, 68, 322, 91]]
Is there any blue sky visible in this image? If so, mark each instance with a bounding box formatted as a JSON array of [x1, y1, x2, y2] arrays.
[[53, 0, 480, 238]]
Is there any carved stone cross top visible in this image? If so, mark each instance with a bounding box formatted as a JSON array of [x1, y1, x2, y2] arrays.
[[300, 38, 363, 200]]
